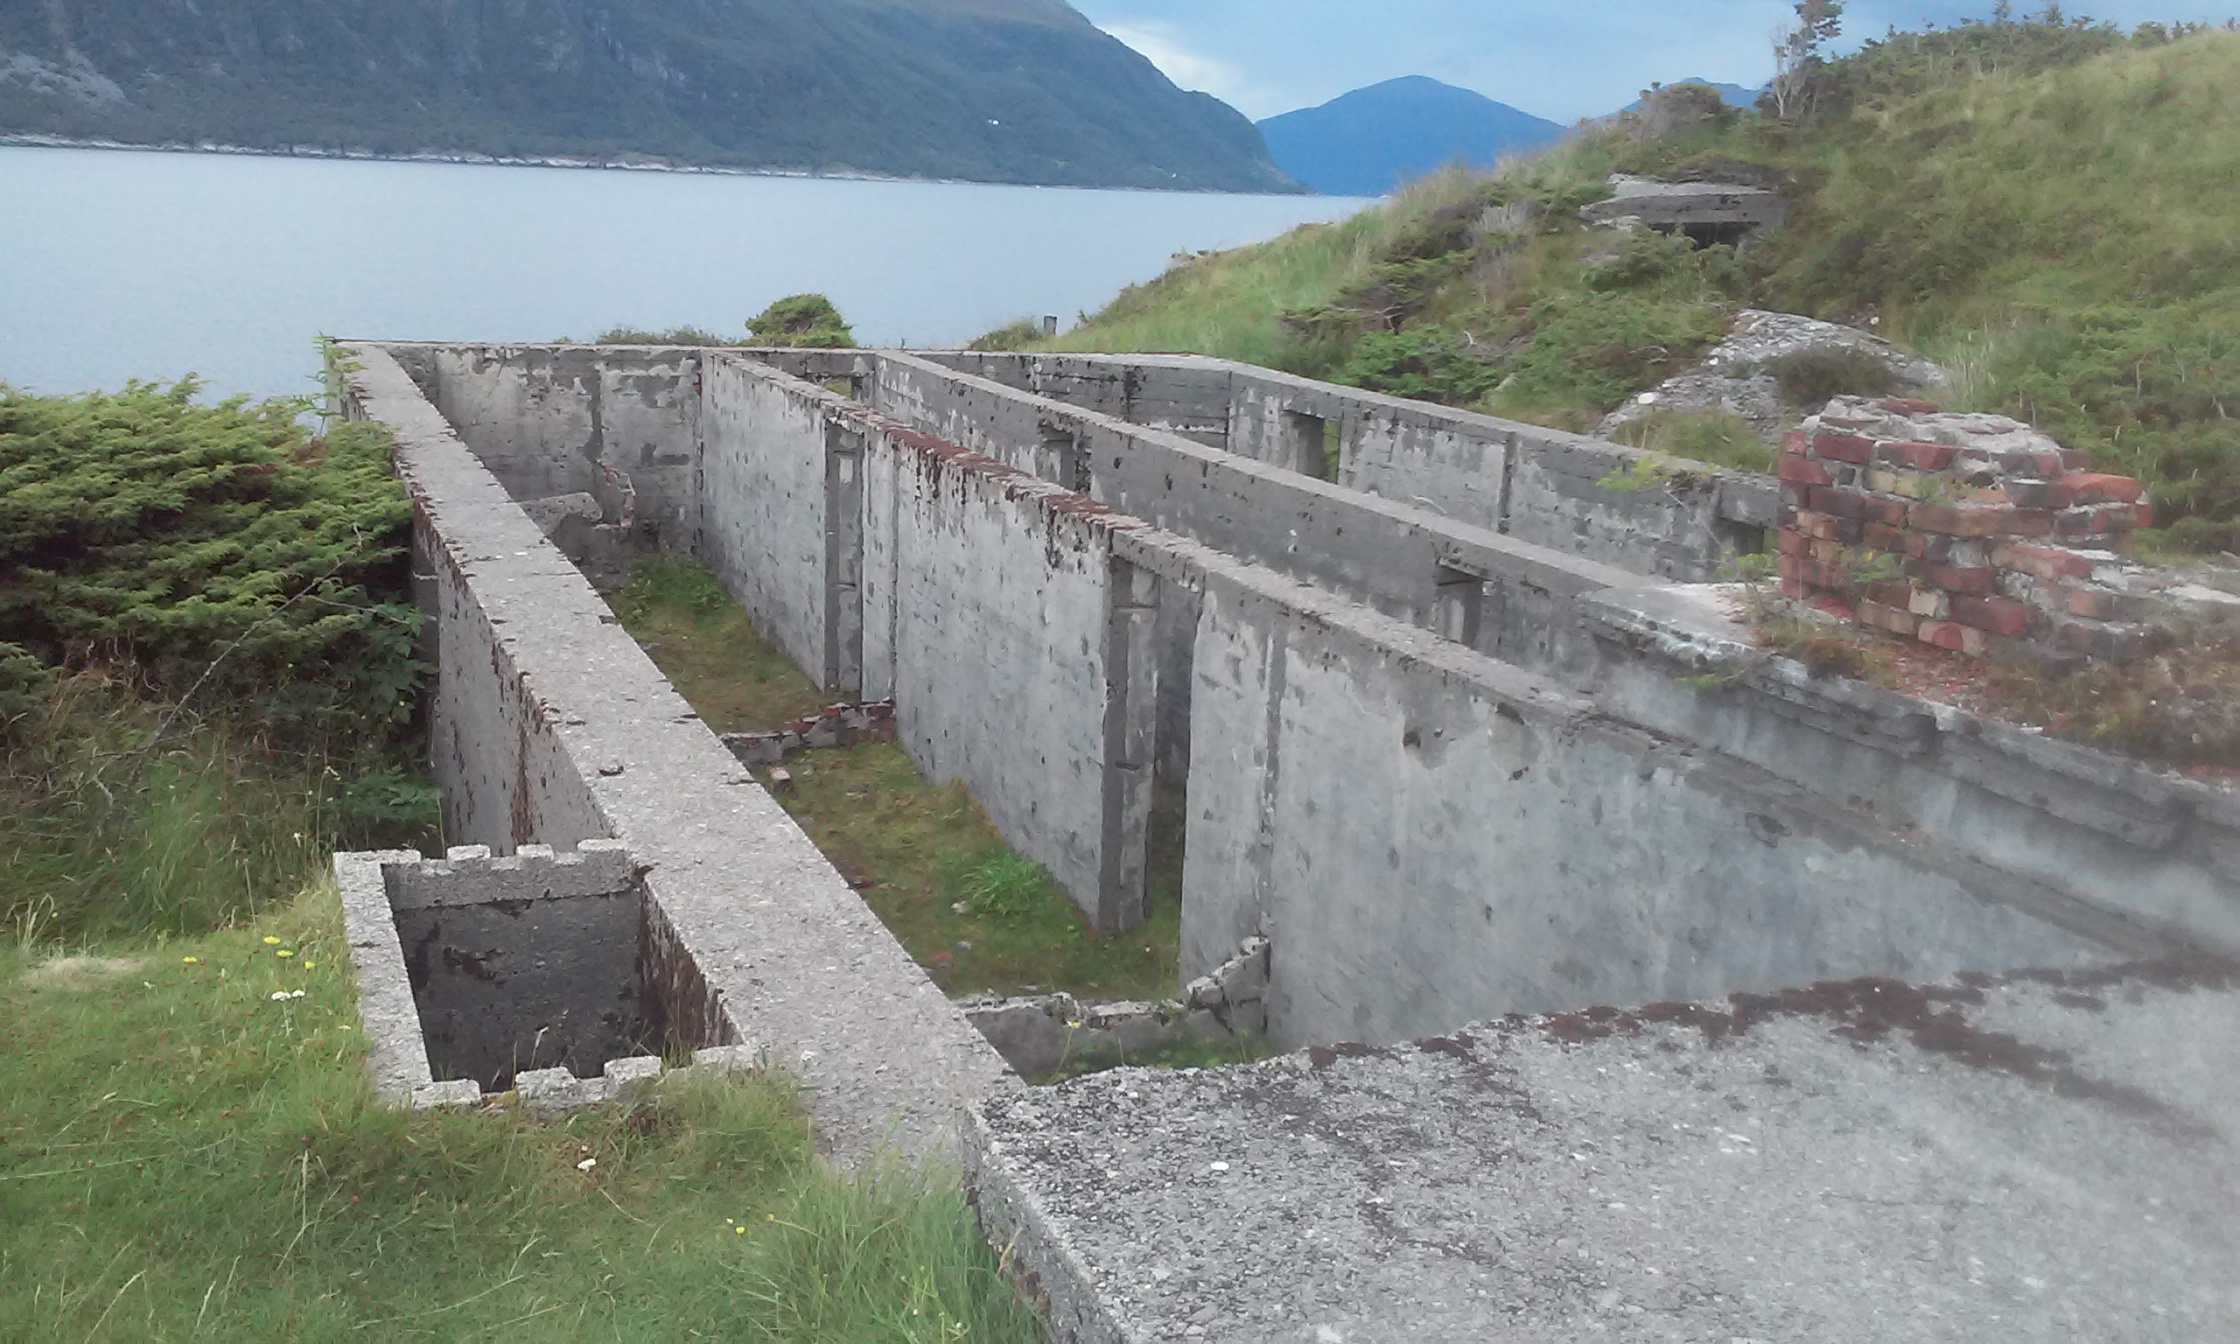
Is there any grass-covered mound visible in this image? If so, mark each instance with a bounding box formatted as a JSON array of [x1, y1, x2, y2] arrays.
[[0, 887, 1040, 1342], [1048, 17, 2240, 551]]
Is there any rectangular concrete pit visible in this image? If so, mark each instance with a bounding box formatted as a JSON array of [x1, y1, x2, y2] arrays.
[[387, 844, 672, 1092], [339, 841, 731, 1108]]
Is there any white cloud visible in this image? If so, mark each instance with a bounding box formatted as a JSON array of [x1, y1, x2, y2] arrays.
[[1099, 21, 1282, 116]]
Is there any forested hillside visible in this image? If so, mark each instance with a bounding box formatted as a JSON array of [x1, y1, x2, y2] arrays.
[[0, 0, 1298, 192], [1046, 17, 2240, 549]]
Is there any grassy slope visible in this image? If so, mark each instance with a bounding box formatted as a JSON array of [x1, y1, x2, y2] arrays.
[[610, 557, 1181, 1001], [1761, 33, 2240, 535], [1047, 28, 2240, 543], [0, 888, 1038, 1342]]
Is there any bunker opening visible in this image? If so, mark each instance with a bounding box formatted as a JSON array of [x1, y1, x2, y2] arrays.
[[383, 850, 702, 1093]]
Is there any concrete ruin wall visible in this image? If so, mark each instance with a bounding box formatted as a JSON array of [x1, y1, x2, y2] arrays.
[[339, 343, 1013, 1164], [874, 352, 2240, 962], [388, 343, 706, 555], [874, 352, 1627, 689], [1168, 539, 2114, 1044], [923, 351, 1780, 581], [351, 340, 2240, 1064]]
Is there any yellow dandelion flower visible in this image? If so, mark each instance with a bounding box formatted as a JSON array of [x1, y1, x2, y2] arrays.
[[262, 936, 281, 946], [182, 956, 200, 965], [735, 1226, 746, 1235], [303, 961, 317, 970], [276, 949, 295, 959]]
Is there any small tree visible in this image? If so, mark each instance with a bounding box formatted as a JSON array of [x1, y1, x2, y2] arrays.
[[746, 294, 856, 349], [1771, 0, 1846, 124]]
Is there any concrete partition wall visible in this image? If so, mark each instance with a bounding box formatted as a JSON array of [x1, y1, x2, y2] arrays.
[[340, 344, 1011, 1164], [1165, 538, 2127, 1047], [931, 352, 1235, 447], [871, 352, 1630, 690], [920, 352, 1781, 583], [384, 343, 707, 553], [701, 356, 843, 688]]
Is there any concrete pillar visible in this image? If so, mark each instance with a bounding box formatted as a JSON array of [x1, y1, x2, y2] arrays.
[[1097, 558, 1161, 931], [823, 420, 865, 696]]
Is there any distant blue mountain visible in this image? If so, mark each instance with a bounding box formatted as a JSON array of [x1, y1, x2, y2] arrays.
[[1256, 76, 1565, 197]]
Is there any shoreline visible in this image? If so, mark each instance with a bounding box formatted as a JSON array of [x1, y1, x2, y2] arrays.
[[0, 133, 1325, 199]]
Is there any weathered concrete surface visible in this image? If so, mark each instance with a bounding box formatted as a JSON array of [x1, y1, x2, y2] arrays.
[[1584, 584, 2240, 956], [969, 963, 2240, 1343], [920, 352, 1780, 583], [389, 343, 706, 554], [701, 354, 840, 686], [341, 343, 1013, 1165], [1171, 537, 2134, 1045]]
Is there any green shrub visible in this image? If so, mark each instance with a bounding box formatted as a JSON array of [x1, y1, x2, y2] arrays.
[[748, 294, 857, 349], [595, 324, 735, 345], [0, 379, 421, 747], [967, 318, 1046, 352], [1764, 347, 1896, 406], [0, 640, 53, 739]]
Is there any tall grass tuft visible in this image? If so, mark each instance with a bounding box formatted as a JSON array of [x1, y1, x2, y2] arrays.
[[0, 672, 435, 945]]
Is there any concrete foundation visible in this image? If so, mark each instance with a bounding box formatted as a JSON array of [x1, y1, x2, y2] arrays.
[[338, 338, 2238, 1337]]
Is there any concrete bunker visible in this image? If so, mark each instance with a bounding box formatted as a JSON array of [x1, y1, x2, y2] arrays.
[[343, 340, 2236, 1093], [337, 842, 750, 1115], [388, 845, 664, 1092]]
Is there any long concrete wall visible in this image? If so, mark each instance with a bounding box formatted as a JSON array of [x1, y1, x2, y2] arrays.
[[1162, 541, 2122, 1045], [341, 343, 1012, 1165], [924, 351, 1781, 582]]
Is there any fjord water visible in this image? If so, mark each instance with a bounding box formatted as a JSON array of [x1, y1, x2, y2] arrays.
[[0, 146, 1364, 401]]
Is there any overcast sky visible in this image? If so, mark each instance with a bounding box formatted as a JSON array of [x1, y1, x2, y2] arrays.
[[1071, 1, 2239, 122]]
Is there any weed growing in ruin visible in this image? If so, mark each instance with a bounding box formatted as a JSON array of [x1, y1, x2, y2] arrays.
[[952, 852, 1052, 922], [1610, 409, 1777, 473]]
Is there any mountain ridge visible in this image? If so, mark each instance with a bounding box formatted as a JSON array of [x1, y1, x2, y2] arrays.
[[1258, 77, 1564, 197], [0, 0, 1299, 192]]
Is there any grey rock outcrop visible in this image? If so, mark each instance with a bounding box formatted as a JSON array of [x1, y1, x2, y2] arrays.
[[1599, 309, 1947, 442]]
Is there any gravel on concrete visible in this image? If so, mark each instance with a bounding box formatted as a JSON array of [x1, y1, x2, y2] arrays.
[[970, 962, 2240, 1343]]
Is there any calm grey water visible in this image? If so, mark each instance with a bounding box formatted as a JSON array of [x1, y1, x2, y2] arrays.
[[0, 146, 1364, 402]]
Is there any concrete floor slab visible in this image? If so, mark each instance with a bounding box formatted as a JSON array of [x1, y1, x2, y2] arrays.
[[970, 963, 2240, 1343]]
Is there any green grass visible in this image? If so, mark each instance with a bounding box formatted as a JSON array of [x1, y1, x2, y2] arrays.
[[1608, 410, 1778, 474], [610, 558, 832, 734], [767, 745, 1181, 1001], [608, 556, 1184, 1002], [0, 887, 1041, 1343], [1, 673, 438, 946]]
